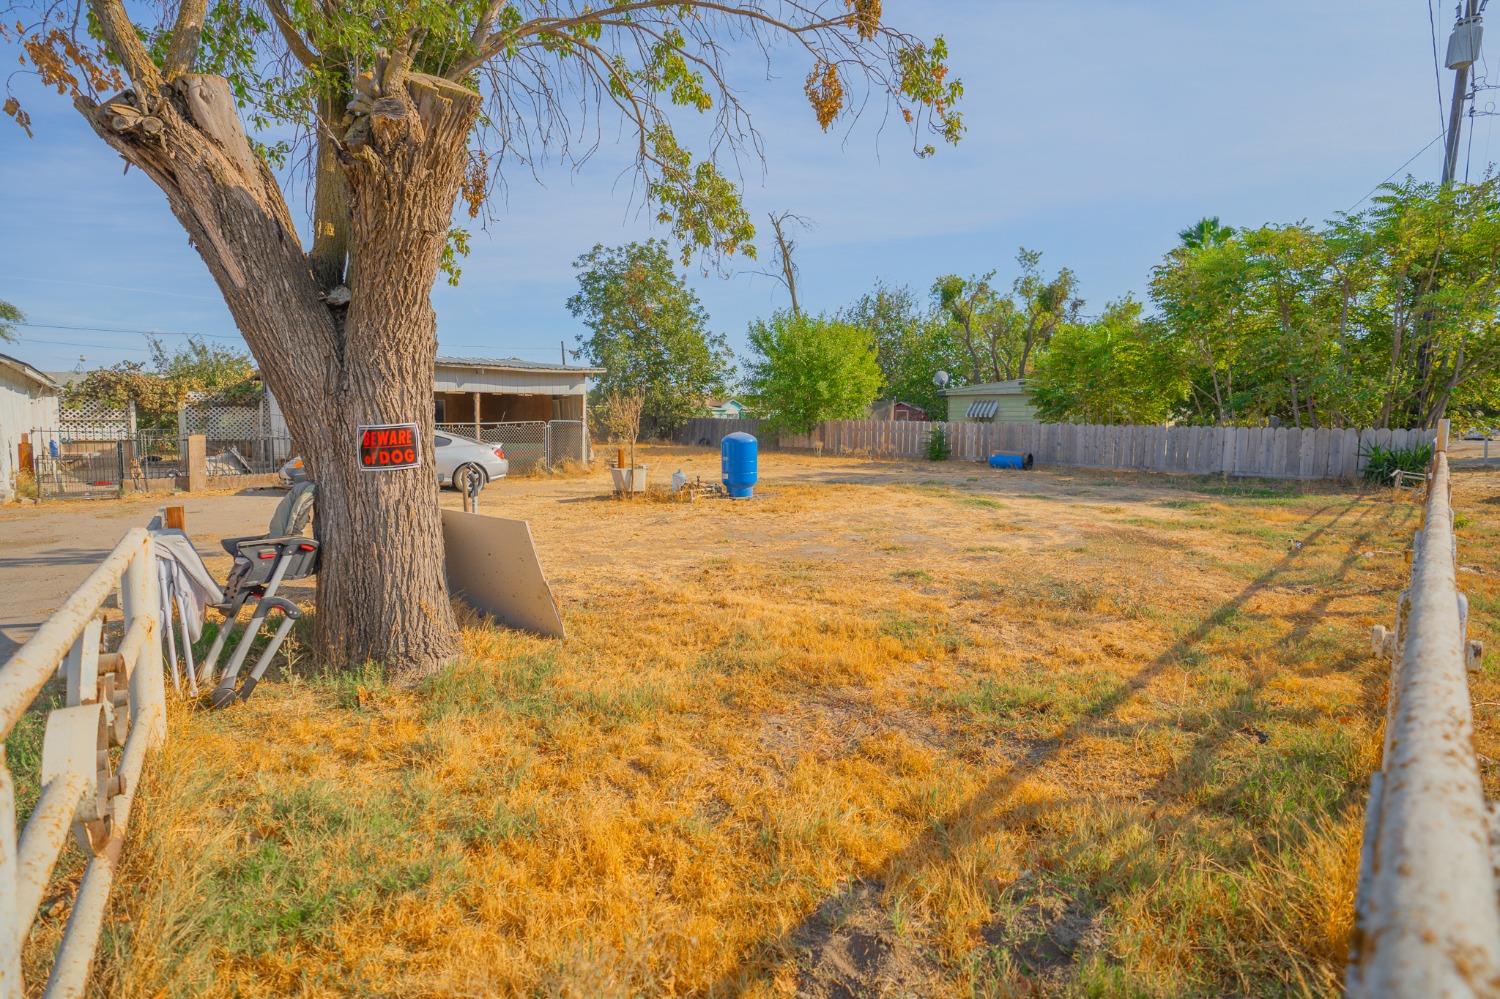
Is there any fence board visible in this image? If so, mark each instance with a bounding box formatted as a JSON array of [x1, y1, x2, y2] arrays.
[[672, 418, 1428, 480]]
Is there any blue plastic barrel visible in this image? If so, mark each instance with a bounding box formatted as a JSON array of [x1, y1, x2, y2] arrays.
[[721, 432, 758, 499], [987, 451, 1034, 470]]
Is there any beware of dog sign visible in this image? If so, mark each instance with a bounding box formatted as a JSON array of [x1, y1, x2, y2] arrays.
[[358, 423, 421, 471]]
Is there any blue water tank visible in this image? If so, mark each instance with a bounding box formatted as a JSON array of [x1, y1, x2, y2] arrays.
[[987, 451, 1034, 470], [721, 432, 758, 499]]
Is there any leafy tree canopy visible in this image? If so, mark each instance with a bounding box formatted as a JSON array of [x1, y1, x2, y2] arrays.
[[1029, 298, 1186, 424], [568, 239, 733, 435], [0, 300, 22, 342], [65, 336, 259, 429], [1151, 178, 1500, 427], [5, 0, 963, 269], [744, 309, 882, 434], [839, 280, 962, 418], [932, 248, 1080, 384]]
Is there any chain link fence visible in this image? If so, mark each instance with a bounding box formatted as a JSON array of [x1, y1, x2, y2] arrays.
[[25, 429, 294, 498], [26, 431, 125, 499], [437, 420, 587, 474]]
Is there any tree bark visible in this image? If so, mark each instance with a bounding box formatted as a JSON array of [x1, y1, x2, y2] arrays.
[[75, 69, 478, 677]]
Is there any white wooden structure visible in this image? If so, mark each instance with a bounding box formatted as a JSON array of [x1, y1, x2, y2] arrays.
[[0, 354, 60, 501], [261, 356, 602, 442], [432, 356, 603, 432]]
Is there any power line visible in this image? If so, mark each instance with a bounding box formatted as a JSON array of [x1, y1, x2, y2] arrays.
[[18, 321, 245, 342], [10, 335, 151, 354], [1345, 131, 1446, 212], [18, 321, 584, 360], [1430, 0, 1453, 135]]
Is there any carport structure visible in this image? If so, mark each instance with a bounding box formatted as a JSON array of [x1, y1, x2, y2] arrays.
[[432, 356, 603, 431], [432, 356, 604, 471]]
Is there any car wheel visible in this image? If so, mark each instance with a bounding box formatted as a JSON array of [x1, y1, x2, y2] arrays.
[[454, 463, 487, 492]]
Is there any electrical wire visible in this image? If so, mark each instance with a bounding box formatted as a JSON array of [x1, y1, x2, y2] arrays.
[[18, 321, 245, 342], [1430, 0, 1452, 136], [17, 321, 581, 360], [1345, 131, 1447, 212]]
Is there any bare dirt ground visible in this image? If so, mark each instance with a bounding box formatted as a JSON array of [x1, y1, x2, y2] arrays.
[[8, 447, 1498, 997], [0, 489, 281, 657]]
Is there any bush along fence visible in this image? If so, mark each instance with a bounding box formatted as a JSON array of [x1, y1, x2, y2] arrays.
[[1347, 421, 1497, 994], [0, 529, 166, 996], [676, 417, 1433, 481]]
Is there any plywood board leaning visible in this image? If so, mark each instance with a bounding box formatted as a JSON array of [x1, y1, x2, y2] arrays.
[[442, 510, 566, 638]]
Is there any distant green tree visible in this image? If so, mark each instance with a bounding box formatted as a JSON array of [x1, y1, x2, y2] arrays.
[[745, 311, 882, 434], [0, 299, 22, 342], [1030, 299, 1187, 424], [1151, 181, 1500, 428], [568, 240, 734, 436], [932, 248, 1081, 382], [1178, 216, 1235, 251], [840, 281, 962, 418]]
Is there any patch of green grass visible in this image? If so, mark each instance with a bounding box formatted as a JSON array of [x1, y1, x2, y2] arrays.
[[940, 671, 1128, 733], [1198, 725, 1364, 824], [4, 687, 61, 822], [569, 683, 667, 725], [441, 798, 540, 848], [893, 568, 934, 583], [422, 651, 558, 722], [959, 495, 1005, 510], [308, 659, 389, 712], [210, 779, 465, 958], [697, 627, 780, 676], [880, 613, 964, 652]]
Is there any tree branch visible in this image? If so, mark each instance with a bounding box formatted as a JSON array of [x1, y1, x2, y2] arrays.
[[265, 0, 322, 69], [164, 0, 209, 80], [450, 0, 845, 80], [87, 0, 163, 95]]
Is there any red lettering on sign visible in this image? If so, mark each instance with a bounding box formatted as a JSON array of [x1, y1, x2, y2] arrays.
[[358, 423, 420, 471]]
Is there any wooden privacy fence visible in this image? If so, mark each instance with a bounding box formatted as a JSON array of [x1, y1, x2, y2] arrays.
[[676, 418, 1433, 481], [0, 529, 166, 997]]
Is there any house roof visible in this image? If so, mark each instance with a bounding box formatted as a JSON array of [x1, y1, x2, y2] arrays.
[[940, 379, 1031, 397], [0, 353, 59, 392], [436, 355, 605, 376]]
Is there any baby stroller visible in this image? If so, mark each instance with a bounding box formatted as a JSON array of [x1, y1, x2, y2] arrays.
[[154, 482, 319, 708]]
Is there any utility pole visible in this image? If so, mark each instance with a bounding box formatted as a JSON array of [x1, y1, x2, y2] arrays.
[[1441, 0, 1485, 185]]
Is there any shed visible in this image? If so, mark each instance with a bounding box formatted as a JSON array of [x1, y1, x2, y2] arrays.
[[941, 379, 1038, 424], [0, 353, 61, 500], [870, 399, 928, 422], [432, 356, 604, 431], [703, 397, 750, 420]]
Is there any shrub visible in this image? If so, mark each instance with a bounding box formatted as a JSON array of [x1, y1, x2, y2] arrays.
[[1360, 441, 1432, 484], [926, 426, 950, 461]]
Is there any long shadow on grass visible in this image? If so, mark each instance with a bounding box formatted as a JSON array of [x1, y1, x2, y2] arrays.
[[707, 493, 1384, 996]]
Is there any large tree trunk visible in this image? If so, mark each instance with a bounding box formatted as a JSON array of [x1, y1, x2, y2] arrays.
[[76, 69, 478, 678]]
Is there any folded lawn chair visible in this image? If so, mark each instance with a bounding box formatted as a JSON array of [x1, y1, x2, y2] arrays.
[[150, 482, 319, 708]]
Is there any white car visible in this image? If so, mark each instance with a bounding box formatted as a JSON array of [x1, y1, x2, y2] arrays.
[[1461, 429, 1493, 441], [277, 432, 509, 489], [433, 431, 509, 488]]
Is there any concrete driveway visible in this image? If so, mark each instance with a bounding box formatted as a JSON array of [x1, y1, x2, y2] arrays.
[[0, 490, 282, 658]]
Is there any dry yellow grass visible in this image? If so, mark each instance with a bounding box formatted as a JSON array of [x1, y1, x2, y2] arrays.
[[37, 448, 1500, 997]]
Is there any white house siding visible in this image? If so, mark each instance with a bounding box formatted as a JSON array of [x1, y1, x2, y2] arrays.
[[0, 365, 60, 500]]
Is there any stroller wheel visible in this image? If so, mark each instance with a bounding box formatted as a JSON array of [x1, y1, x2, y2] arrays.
[[209, 684, 239, 710]]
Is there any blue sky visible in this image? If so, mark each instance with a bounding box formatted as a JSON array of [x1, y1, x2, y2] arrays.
[[1, 1, 1490, 376]]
